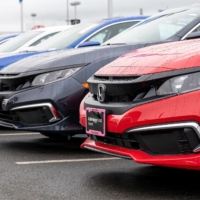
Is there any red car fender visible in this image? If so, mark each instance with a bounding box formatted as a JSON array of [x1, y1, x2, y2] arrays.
[[107, 90, 200, 133]]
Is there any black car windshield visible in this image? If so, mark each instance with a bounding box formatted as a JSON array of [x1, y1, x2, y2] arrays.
[[0, 31, 43, 53], [104, 7, 200, 45], [35, 21, 102, 51]]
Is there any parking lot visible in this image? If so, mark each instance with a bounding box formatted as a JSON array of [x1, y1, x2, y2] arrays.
[[1, 1, 200, 199], [0, 128, 199, 200]]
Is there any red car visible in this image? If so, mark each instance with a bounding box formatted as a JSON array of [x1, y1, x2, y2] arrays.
[[80, 39, 200, 170]]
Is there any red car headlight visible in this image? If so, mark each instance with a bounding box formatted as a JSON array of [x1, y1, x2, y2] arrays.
[[157, 72, 200, 95]]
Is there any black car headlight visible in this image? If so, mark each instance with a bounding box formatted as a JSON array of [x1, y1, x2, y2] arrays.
[[157, 72, 200, 95], [32, 67, 81, 86]]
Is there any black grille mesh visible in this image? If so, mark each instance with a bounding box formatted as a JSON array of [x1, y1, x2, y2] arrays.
[[90, 132, 140, 150], [90, 128, 199, 155]]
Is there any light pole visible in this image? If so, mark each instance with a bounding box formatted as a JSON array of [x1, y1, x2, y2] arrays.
[[19, 0, 24, 32], [140, 8, 143, 15], [66, 0, 69, 25], [70, 1, 81, 20], [31, 13, 37, 26], [108, 0, 113, 18]]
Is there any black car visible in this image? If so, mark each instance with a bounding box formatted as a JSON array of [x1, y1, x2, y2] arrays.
[[0, 4, 200, 138]]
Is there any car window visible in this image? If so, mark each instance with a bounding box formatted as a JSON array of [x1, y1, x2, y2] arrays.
[[29, 32, 59, 46], [35, 22, 102, 51], [86, 21, 139, 44], [104, 7, 200, 45], [0, 31, 43, 53]]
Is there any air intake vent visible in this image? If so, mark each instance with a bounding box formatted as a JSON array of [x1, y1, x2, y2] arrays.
[[94, 75, 140, 82]]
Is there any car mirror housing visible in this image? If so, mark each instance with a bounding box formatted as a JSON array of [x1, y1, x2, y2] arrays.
[[77, 41, 100, 48]]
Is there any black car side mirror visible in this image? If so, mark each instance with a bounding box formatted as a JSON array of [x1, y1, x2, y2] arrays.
[[77, 41, 101, 48], [185, 31, 200, 40]]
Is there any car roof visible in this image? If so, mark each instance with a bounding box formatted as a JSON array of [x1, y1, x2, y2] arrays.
[[146, 3, 200, 20], [93, 16, 149, 25]]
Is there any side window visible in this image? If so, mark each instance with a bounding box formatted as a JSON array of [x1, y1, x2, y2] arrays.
[[86, 21, 139, 44], [29, 32, 59, 47]]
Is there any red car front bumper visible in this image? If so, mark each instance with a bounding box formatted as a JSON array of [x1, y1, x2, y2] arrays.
[[80, 91, 200, 170], [82, 138, 200, 170]]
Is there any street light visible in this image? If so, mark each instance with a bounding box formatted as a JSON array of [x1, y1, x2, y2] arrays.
[[19, 0, 23, 32], [108, 0, 113, 18], [31, 13, 37, 26], [70, 1, 81, 19], [66, 0, 69, 25]]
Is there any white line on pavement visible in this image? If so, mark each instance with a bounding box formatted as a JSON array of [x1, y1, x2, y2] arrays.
[[16, 157, 121, 165], [0, 133, 40, 136]]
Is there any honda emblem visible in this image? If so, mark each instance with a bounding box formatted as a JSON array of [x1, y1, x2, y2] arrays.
[[97, 84, 106, 102]]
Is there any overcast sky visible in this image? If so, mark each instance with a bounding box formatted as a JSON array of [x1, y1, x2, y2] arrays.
[[0, 0, 199, 32]]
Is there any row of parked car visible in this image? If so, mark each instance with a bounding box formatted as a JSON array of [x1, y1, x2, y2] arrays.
[[1, 4, 200, 170]]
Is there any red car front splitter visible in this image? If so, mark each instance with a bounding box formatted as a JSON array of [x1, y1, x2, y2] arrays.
[[82, 138, 200, 170]]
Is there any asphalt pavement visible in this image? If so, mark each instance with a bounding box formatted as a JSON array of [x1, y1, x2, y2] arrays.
[[0, 128, 200, 200]]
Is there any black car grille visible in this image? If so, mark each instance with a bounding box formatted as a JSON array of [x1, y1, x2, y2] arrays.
[[88, 74, 161, 103], [90, 132, 140, 150], [0, 107, 55, 126], [90, 128, 200, 155], [93, 75, 140, 82], [92, 86, 158, 103], [14, 107, 54, 126]]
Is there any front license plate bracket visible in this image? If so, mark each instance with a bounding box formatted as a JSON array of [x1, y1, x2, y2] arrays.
[[86, 107, 106, 137]]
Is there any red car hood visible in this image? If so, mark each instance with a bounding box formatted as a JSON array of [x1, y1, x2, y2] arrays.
[[96, 39, 200, 76]]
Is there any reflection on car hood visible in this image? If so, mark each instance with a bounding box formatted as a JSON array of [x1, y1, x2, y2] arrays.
[[0, 51, 43, 70], [95, 39, 200, 76], [0, 44, 150, 74]]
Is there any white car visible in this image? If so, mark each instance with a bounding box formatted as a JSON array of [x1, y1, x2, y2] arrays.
[[0, 26, 71, 54]]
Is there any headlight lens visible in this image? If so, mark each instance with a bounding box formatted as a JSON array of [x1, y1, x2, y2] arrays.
[[32, 67, 81, 86], [157, 72, 200, 95]]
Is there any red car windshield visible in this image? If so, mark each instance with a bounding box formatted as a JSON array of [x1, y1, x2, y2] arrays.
[[105, 7, 200, 44]]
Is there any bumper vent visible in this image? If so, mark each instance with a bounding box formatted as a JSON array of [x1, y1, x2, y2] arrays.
[[0, 111, 19, 122], [133, 129, 195, 155], [94, 75, 140, 82], [90, 128, 200, 155], [0, 106, 55, 126], [15, 107, 53, 125], [90, 132, 140, 150]]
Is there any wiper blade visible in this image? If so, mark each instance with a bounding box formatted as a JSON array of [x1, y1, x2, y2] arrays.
[[20, 49, 38, 53], [103, 43, 127, 46]]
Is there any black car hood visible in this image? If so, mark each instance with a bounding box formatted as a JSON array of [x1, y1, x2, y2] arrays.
[[0, 43, 158, 75]]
